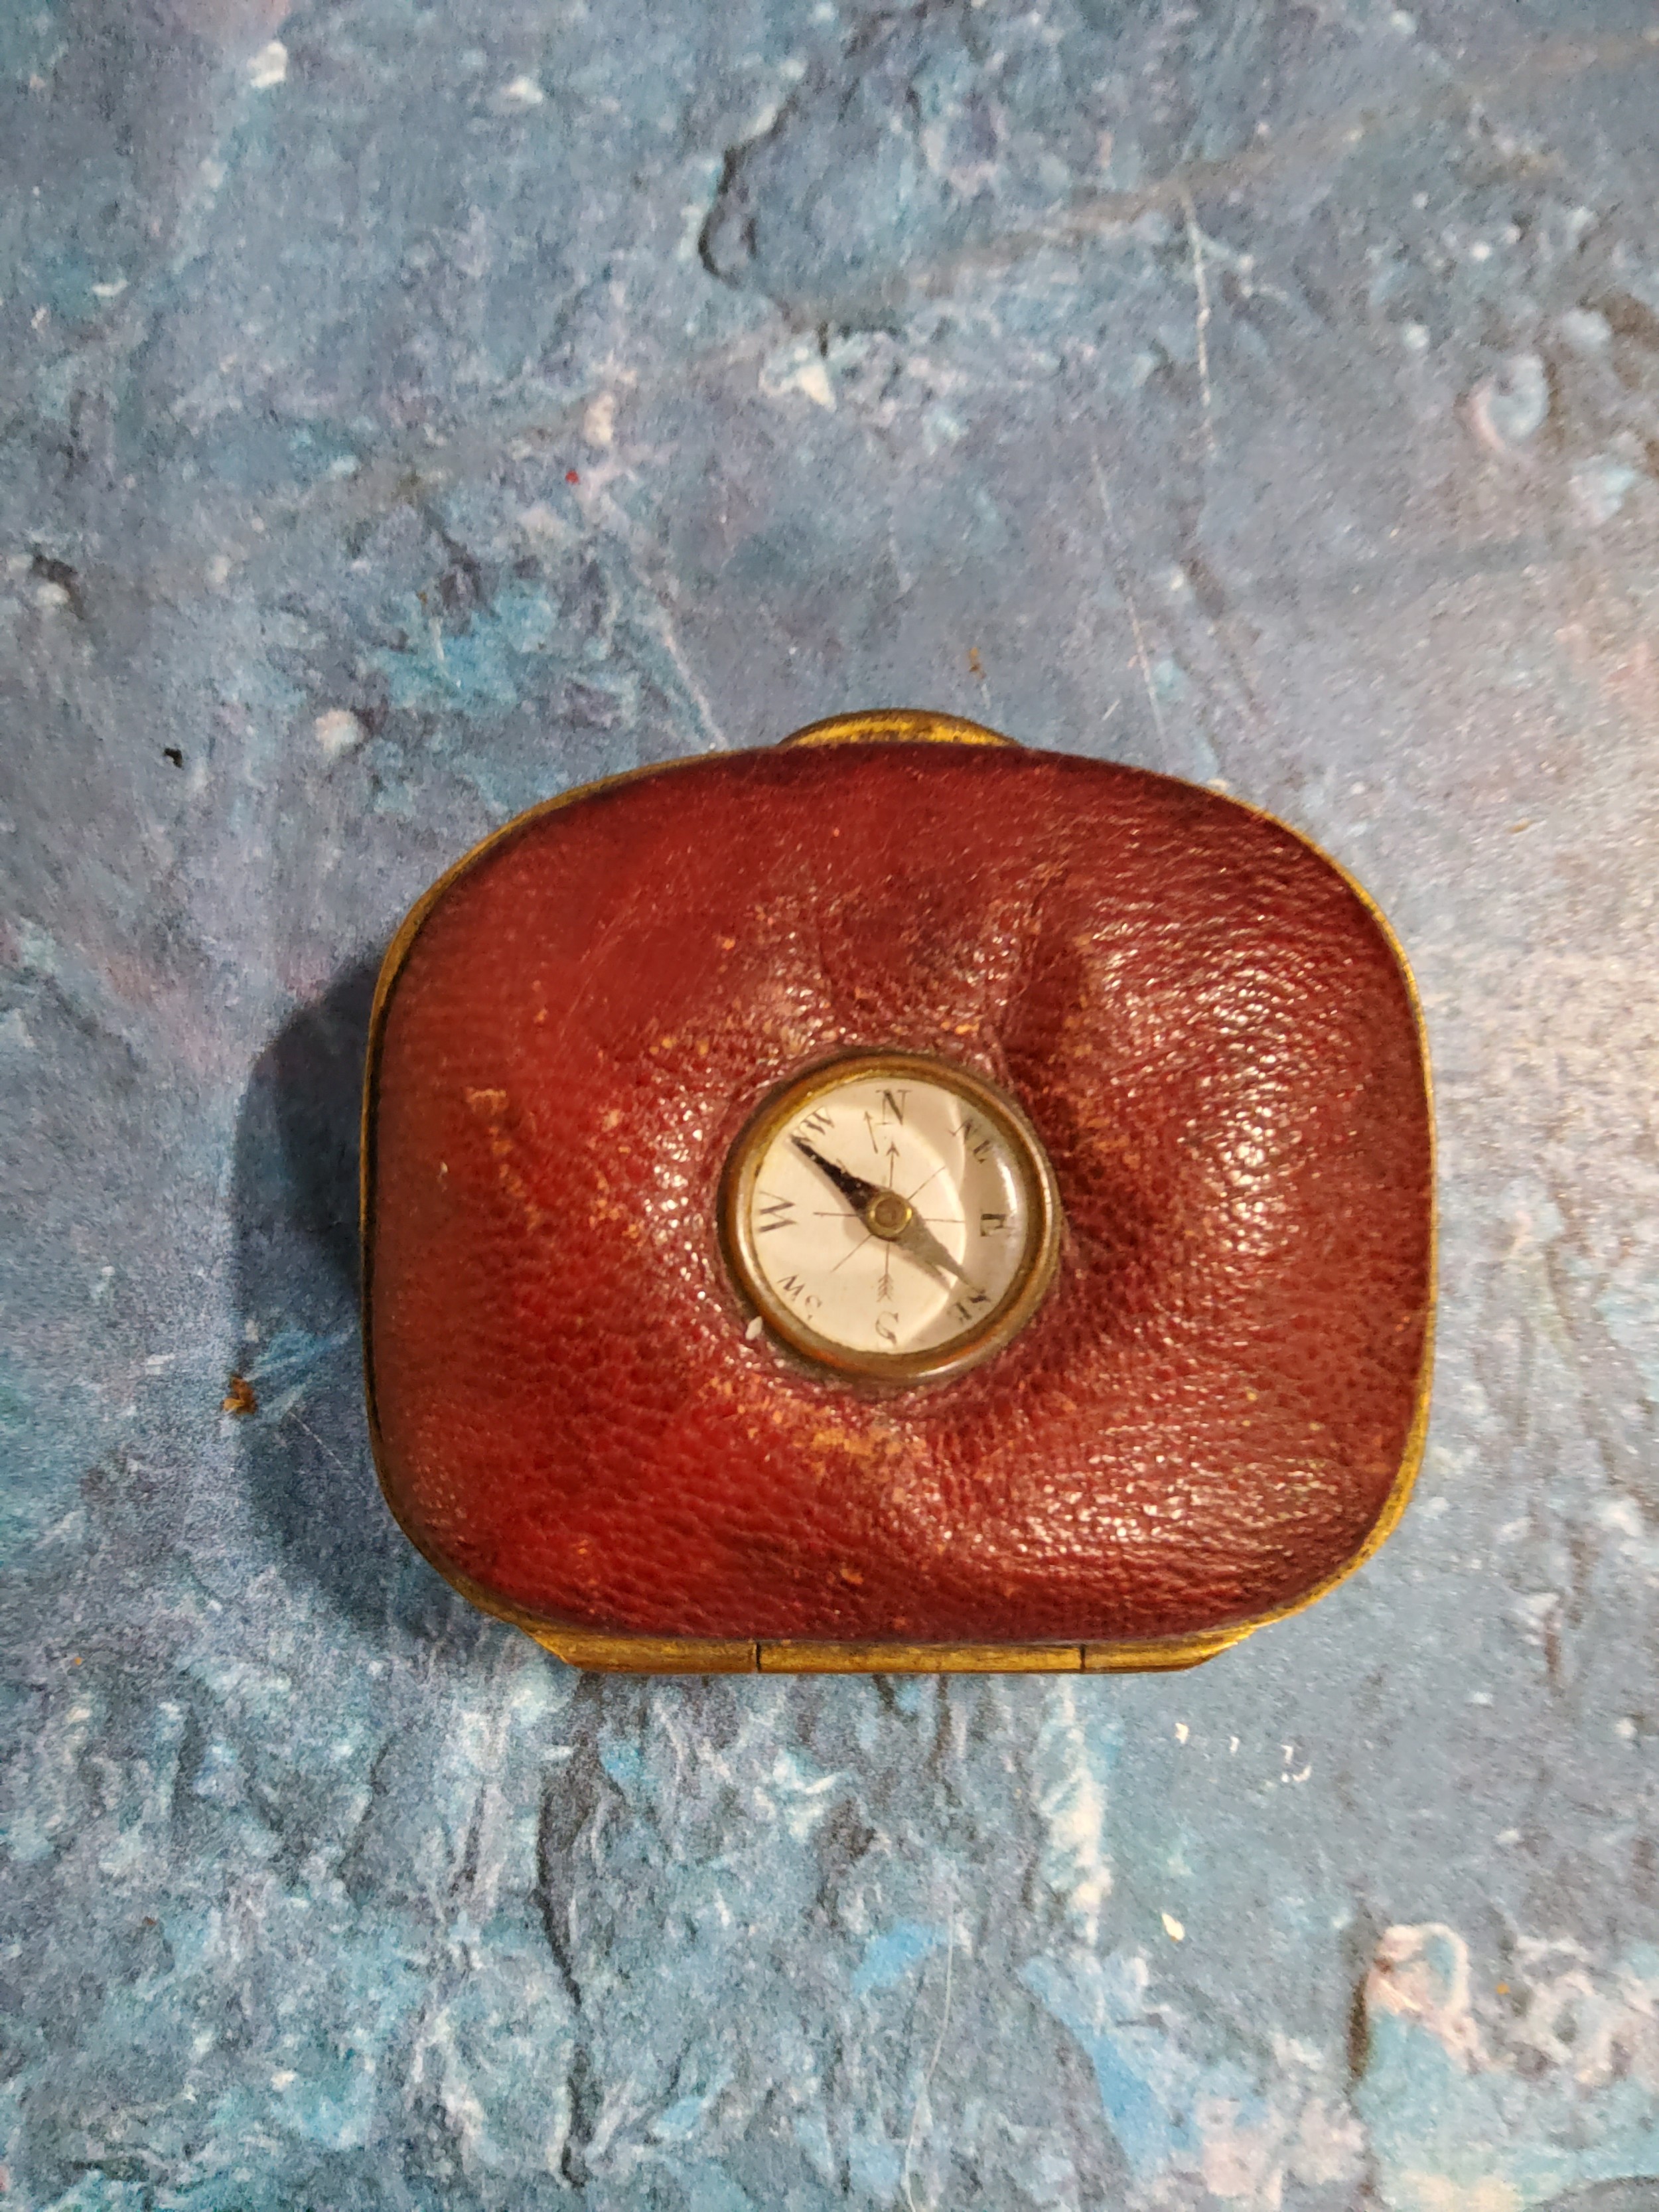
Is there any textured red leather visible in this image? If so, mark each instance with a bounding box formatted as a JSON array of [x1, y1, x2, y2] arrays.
[[365, 740, 1431, 1647]]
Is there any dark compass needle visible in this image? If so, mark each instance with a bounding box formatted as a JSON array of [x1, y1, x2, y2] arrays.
[[791, 1136, 883, 1212]]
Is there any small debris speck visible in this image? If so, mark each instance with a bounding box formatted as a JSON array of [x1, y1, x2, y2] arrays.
[[222, 1374, 258, 1418]]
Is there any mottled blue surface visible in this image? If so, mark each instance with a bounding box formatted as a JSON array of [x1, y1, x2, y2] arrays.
[[5, 0, 1659, 2205]]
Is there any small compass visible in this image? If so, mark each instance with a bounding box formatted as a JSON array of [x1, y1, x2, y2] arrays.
[[721, 1051, 1062, 1382]]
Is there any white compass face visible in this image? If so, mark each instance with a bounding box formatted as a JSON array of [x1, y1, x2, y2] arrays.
[[722, 1054, 1060, 1380]]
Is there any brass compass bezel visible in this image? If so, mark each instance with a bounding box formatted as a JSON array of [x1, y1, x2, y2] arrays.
[[720, 1048, 1063, 1384]]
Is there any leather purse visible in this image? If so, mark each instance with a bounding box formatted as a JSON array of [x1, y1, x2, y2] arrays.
[[362, 711, 1433, 1672]]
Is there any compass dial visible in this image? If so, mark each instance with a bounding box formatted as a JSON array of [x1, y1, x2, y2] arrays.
[[721, 1053, 1061, 1381]]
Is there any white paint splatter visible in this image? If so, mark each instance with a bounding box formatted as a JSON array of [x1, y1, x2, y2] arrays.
[[518, 502, 569, 544], [1571, 455, 1639, 526], [760, 338, 835, 411], [1397, 2179, 1520, 2212], [1467, 352, 1548, 453], [1597, 1497, 1644, 1538], [246, 40, 287, 88], [764, 1749, 847, 1842], [1287, 2095, 1365, 2189], [1367, 1924, 1486, 2070], [1196, 2096, 1282, 2203], [1510, 1947, 1659, 2087], [1035, 1682, 1114, 1941], [1559, 306, 1611, 352], [583, 392, 616, 449], [313, 709, 364, 758]]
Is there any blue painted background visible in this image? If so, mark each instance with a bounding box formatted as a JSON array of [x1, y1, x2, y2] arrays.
[[5, 0, 1659, 2205]]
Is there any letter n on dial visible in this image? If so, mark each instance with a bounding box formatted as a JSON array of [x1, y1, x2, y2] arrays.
[[721, 1052, 1061, 1382]]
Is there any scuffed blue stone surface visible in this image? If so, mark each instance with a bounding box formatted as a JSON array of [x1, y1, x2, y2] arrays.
[[5, 0, 1659, 2205]]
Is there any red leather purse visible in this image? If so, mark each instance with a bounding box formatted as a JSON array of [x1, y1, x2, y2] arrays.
[[362, 711, 1433, 1672]]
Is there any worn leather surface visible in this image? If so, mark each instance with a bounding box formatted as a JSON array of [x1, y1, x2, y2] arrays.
[[366, 741, 1432, 1645]]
